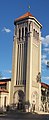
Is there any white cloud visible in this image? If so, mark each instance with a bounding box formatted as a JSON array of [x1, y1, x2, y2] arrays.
[[2, 27, 11, 33], [44, 43, 48, 47], [41, 65, 45, 72], [1, 77, 7, 79], [42, 76, 49, 80], [4, 70, 12, 74], [1, 77, 11, 79], [41, 55, 47, 59], [42, 59, 47, 65], [41, 35, 49, 47], [43, 48, 49, 52]]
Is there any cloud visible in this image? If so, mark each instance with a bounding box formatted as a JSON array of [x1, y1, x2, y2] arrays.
[[1, 77, 11, 79], [43, 48, 49, 52], [41, 35, 49, 47], [1, 77, 7, 79], [41, 55, 47, 66], [4, 70, 12, 74], [41, 55, 47, 59], [2, 27, 11, 33], [42, 76, 49, 80], [41, 65, 45, 72], [42, 59, 47, 65]]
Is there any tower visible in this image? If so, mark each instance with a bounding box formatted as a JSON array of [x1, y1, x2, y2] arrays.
[[10, 12, 42, 111]]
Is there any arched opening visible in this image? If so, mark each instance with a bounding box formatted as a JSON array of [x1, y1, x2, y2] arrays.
[[13, 90, 25, 109]]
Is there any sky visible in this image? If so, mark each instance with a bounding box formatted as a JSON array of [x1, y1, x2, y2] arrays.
[[0, 0, 49, 84]]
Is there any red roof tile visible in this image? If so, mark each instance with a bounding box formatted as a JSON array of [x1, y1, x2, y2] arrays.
[[0, 88, 9, 93], [41, 82, 49, 89], [14, 12, 33, 24], [14, 12, 42, 28], [0, 82, 7, 85]]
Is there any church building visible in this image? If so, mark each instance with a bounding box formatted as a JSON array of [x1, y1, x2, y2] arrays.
[[10, 12, 42, 112]]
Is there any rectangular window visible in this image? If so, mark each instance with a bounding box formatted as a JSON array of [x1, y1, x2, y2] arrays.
[[25, 27, 28, 40], [29, 24, 30, 32], [33, 29, 39, 40], [33, 29, 35, 37], [22, 28, 24, 40], [19, 29, 21, 41]]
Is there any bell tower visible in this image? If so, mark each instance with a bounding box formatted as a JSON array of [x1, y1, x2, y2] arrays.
[[10, 12, 42, 111]]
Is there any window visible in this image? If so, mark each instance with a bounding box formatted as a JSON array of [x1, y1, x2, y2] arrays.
[[37, 33, 39, 40], [29, 24, 30, 32], [33, 29, 35, 37], [4, 97, 6, 107], [33, 29, 39, 40], [16, 80, 17, 85], [22, 28, 24, 40], [25, 27, 28, 40], [19, 29, 21, 41], [35, 31, 37, 38]]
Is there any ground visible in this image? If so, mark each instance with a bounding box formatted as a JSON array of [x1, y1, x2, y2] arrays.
[[0, 110, 49, 120]]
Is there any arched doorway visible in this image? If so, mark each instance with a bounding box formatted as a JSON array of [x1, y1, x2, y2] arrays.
[[13, 90, 25, 109]]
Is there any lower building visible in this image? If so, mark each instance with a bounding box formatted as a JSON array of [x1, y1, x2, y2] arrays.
[[41, 82, 49, 112], [0, 79, 11, 109]]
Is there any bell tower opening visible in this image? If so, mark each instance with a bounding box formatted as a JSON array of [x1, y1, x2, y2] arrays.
[[22, 27, 24, 40], [19, 29, 21, 41], [25, 27, 28, 40]]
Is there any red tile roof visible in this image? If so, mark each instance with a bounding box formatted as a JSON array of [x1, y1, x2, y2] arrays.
[[14, 12, 33, 24], [0, 82, 7, 85], [0, 88, 9, 93], [14, 12, 42, 28], [41, 82, 49, 89]]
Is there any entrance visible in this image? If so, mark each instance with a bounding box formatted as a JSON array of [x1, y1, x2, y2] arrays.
[[13, 90, 25, 109]]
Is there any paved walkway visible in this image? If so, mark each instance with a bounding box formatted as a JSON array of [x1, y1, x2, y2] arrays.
[[37, 111, 49, 114]]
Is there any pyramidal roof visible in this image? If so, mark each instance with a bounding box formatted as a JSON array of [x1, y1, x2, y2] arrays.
[[17, 12, 33, 20], [14, 12, 42, 28], [14, 12, 33, 23]]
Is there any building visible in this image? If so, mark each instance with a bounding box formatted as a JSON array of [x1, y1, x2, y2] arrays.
[[10, 12, 42, 112], [0, 12, 49, 112], [41, 82, 49, 112], [0, 78, 11, 108]]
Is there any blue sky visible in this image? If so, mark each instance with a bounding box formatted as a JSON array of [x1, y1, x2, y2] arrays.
[[0, 0, 49, 84]]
